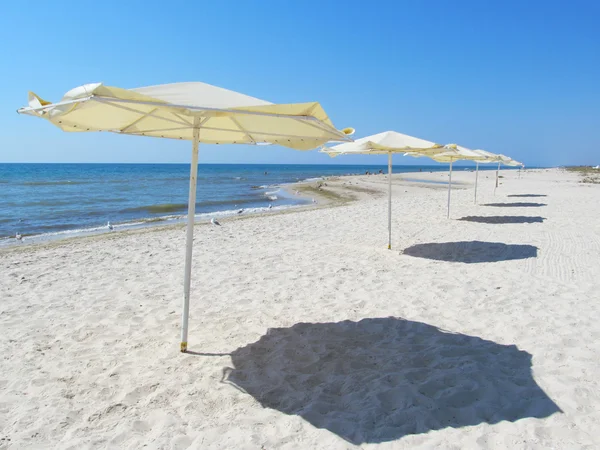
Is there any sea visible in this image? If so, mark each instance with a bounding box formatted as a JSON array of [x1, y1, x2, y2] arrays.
[[0, 163, 504, 246]]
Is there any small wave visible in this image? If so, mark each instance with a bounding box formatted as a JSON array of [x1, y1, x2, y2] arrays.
[[267, 195, 278, 201], [4, 197, 128, 208], [0, 202, 306, 247], [20, 180, 91, 186], [157, 177, 189, 182], [265, 189, 280, 196], [122, 203, 188, 214], [302, 177, 324, 183]]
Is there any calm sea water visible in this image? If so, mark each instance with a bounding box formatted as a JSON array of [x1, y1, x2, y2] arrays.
[[0, 163, 500, 245]]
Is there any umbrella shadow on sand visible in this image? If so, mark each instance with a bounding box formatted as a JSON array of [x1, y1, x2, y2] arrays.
[[483, 202, 547, 207], [402, 241, 538, 263], [457, 216, 546, 224], [221, 317, 561, 445], [507, 194, 547, 198]]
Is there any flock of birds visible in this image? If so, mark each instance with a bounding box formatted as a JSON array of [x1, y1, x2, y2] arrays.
[[211, 203, 273, 226], [14, 200, 284, 241]]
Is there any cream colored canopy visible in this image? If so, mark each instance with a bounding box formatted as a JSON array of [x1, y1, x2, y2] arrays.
[[473, 150, 522, 166], [407, 145, 488, 163], [18, 82, 351, 150]]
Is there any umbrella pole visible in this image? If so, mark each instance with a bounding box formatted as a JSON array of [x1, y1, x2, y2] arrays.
[[447, 160, 453, 219], [494, 162, 500, 195], [388, 152, 392, 250], [181, 121, 200, 353], [475, 161, 479, 204]]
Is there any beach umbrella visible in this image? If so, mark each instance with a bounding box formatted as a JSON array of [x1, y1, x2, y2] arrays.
[[472, 149, 501, 204], [470, 150, 521, 197], [493, 155, 521, 194], [320, 131, 448, 250], [405, 146, 487, 218], [18, 81, 353, 353]]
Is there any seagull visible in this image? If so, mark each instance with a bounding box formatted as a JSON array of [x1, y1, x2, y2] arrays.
[[107, 221, 114, 230], [312, 198, 317, 204], [211, 218, 221, 226], [268, 204, 272, 209], [237, 209, 244, 214], [15, 233, 23, 241]]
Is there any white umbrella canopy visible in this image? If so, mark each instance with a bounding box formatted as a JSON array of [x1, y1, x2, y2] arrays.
[[325, 130, 445, 155], [18, 81, 353, 353], [321, 131, 449, 249]]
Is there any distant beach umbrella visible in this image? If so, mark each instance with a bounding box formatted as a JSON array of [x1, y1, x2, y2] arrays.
[[471, 150, 501, 204], [404, 146, 488, 218], [18, 81, 353, 353], [322, 131, 450, 249], [472, 150, 521, 197]]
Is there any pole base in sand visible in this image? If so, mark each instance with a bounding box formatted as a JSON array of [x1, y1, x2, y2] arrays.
[[180, 342, 188, 353], [388, 244, 391, 250]]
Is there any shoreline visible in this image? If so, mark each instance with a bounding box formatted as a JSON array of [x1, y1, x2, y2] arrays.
[[0, 168, 530, 253]]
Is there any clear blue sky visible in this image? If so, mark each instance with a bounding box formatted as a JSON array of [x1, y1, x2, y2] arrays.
[[1, 0, 598, 166]]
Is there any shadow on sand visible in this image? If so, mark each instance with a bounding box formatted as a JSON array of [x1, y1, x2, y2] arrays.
[[507, 194, 547, 198], [458, 216, 545, 224], [222, 317, 561, 445], [402, 241, 538, 263], [483, 202, 547, 207]]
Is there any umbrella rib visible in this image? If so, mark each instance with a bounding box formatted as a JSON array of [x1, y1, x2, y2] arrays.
[[17, 96, 93, 114], [229, 117, 256, 144], [124, 125, 338, 142], [177, 124, 336, 141], [171, 112, 193, 126], [127, 126, 193, 134], [291, 116, 348, 140], [120, 107, 159, 132], [92, 98, 193, 128]]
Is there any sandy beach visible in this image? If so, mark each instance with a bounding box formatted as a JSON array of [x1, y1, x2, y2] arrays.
[[1, 167, 599, 449]]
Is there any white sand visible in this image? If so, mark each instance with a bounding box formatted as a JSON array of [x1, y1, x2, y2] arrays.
[[1, 168, 599, 449]]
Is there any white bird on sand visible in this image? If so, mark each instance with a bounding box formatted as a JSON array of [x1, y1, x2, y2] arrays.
[[15, 233, 23, 241], [312, 198, 317, 204], [107, 221, 114, 230], [211, 218, 221, 226], [268, 204, 272, 209], [237, 209, 244, 214]]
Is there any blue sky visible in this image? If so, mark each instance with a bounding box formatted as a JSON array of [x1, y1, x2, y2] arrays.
[[1, 0, 598, 166]]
